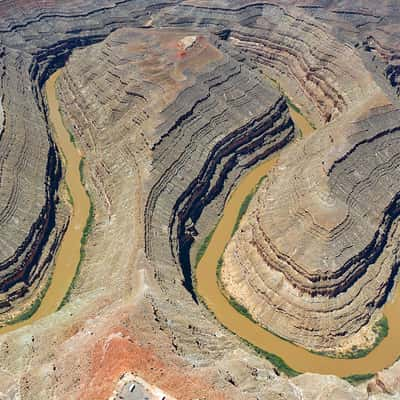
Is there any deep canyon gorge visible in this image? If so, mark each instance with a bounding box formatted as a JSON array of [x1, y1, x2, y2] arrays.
[[2, 1, 400, 399]]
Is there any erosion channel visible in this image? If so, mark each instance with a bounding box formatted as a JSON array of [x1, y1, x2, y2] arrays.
[[0, 69, 90, 334], [196, 107, 400, 377], [3, 66, 400, 379]]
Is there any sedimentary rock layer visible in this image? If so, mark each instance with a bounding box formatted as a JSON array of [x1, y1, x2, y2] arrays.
[[2, 1, 400, 399], [0, 46, 64, 314], [296, 1, 400, 106], [159, 2, 376, 126], [59, 24, 295, 298], [222, 82, 400, 349], [0, 0, 178, 314], [55, 26, 294, 399], [143, 40, 294, 296], [2, 0, 400, 323]]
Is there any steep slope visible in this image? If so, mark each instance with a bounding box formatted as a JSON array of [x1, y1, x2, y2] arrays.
[[0, 46, 63, 318], [222, 74, 398, 351], [51, 27, 296, 399], [2, 1, 400, 399]]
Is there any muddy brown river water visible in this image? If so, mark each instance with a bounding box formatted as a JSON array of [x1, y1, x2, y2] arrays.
[[196, 106, 400, 377], [1, 70, 400, 378], [0, 69, 90, 334]]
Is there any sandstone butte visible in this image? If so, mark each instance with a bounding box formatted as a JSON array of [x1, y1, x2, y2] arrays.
[[1, 1, 400, 399]]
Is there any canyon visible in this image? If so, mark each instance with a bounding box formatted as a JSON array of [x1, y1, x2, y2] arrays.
[[1, 1, 400, 399]]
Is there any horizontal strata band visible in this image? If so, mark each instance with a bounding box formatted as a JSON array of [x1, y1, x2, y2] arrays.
[[2, 1, 400, 398]]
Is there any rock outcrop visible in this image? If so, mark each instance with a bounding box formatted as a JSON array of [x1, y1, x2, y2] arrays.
[[2, 1, 400, 399], [0, 45, 64, 315], [221, 60, 400, 351], [55, 26, 295, 399], [142, 37, 295, 297], [159, 2, 376, 126], [0, 0, 179, 315]]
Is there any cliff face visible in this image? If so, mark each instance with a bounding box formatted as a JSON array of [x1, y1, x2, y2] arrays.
[[2, 0, 400, 326], [158, 2, 374, 126], [296, 0, 400, 101], [0, 0, 178, 316], [144, 40, 294, 298], [0, 43, 64, 315], [222, 97, 400, 351], [2, 1, 400, 399], [52, 26, 297, 399], [207, 1, 400, 353]]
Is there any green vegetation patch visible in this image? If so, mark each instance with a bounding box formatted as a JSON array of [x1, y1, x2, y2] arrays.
[[68, 129, 76, 145], [374, 316, 389, 341], [58, 106, 76, 146], [313, 317, 389, 359], [285, 95, 317, 130], [196, 167, 267, 274], [297, 128, 303, 139], [344, 373, 374, 385], [243, 338, 300, 377], [226, 293, 255, 322], [58, 160, 95, 310], [232, 192, 254, 236], [58, 193, 94, 310], [256, 175, 266, 190], [195, 226, 217, 266], [6, 272, 53, 325], [216, 256, 223, 281], [196, 286, 301, 378], [231, 174, 267, 237], [66, 183, 74, 207], [79, 158, 85, 184], [81, 194, 95, 248], [217, 255, 256, 321], [285, 96, 302, 115]]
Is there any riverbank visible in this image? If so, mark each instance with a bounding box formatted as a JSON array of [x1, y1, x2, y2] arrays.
[[195, 103, 400, 377], [0, 69, 90, 334]]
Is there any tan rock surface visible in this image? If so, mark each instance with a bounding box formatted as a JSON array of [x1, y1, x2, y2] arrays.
[[3, 1, 400, 399], [222, 53, 400, 350]]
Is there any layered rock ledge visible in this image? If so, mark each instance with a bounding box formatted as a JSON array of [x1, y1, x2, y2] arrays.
[[53, 26, 296, 398], [3, 1, 400, 399], [222, 82, 400, 350], [61, 24, 295, 298]]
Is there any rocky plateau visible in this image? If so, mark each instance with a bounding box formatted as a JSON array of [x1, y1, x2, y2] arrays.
[[2, 1, 400, 399]]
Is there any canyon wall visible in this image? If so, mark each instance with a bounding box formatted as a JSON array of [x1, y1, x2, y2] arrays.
[[1, 1, 400, 399]]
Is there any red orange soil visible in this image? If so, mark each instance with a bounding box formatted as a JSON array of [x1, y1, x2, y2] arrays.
[[80, 326, 228, 400]]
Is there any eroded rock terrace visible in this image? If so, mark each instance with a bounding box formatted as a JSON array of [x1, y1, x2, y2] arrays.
[[3, 1, 400, 399], [222, 76, 400, 351]]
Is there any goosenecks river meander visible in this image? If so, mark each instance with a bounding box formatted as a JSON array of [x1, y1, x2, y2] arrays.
[[0, 70, 90, 334], [1, 70, 400, 379], [196, 106, 400, 377]]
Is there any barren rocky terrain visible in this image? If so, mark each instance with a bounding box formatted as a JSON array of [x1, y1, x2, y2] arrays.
[[2, 1, 400, 399]]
